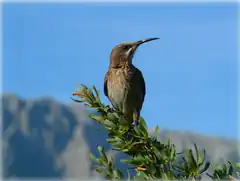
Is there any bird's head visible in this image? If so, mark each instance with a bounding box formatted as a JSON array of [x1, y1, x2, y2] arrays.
[[109, 38, 159, 68]]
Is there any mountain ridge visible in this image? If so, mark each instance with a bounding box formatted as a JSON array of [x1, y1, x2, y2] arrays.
[[3, 92, 238, 141]]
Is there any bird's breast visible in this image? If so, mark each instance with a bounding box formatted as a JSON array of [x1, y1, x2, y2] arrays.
[[107, 68, 132, 111]]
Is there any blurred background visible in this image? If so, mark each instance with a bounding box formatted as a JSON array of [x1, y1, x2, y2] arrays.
[[2, 2, 239, 179]]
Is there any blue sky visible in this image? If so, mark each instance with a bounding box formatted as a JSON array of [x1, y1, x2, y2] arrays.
[[3, 3, 238, 139]]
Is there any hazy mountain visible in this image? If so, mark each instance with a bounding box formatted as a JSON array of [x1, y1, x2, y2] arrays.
[[2, 94, 239, 179]]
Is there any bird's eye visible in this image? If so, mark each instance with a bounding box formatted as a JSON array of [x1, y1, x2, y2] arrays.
[[123, 45, 130, 50]]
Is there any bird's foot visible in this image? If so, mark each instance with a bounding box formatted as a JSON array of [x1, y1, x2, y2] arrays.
[[124, 121, 139, 140], [125, 126, 134, 141], [150, 136, 159, 143], [126, 131, 134, 141], [126, 132, 132, 141], [106, 105, 114, 113], [124, 120, 140, 140], [132, 120, 139, 127]]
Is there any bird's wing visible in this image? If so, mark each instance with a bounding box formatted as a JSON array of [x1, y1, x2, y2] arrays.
[[132, 68, 146, 110], [104, 71, 109, 97]]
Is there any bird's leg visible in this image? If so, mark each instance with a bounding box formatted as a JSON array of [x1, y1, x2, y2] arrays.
[[125, 120, 139, 140], [132, 110, 140, 127], [125, 111, 140, 140], [132, 120, 139, 127], [126, 121, 139, 141], [126, 126, 134, 141], [122, 116, 135, 140], [106, 105, 114, 113]]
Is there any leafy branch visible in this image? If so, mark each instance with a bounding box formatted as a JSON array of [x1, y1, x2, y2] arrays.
[[72, 84, 239, 181]]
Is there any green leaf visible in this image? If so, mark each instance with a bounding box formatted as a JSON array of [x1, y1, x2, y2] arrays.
[[106, 137, 123, 144], [88, 152, 97, 162], [154, 125, 159, 139], [70, 97, 85, 103], [111, 140, 126, 148], [138, 119, 148, 137], [201, 149, 207, 165], [120, 138, 134, 150], [113, 169, 124, 179], [98, 146, 108, 164], [130, 154, 149, 165], [86, 88, 95, 98], [187, 149, 198, 170], [107, 112, 117, 121], [103, 119, 116, 129], [112, 147, 122, 151], [97, 145, 103, 152], [135, 170, 150, 180], [95, 158, 103, 165], [118, 118, 129, 126], [130, 140, 144, 147], [235, 162, 240, 169], [199, 162, 210, 174], [170, 147, 176, 161], [162, 172, 170, 180], [78, 83, 87, 88], [228, 161, 233, 175], [82, 97, 92, 104], [194, 143, 199, 164], [92, 85, 100, 101], [89, 115, 105, 123], [120, 159, 131, 164], [139, 117, 147, 128], [126, 169, 132, 180], [95, 168, 109, 179]]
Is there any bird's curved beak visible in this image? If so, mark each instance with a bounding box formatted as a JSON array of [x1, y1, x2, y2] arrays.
[[135, 37, 160, 46], [127, 38, 159, 59]]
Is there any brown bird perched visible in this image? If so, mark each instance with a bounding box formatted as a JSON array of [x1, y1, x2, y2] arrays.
[[104, 38, 159, 126]]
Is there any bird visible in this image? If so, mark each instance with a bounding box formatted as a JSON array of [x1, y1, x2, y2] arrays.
[[104, 38, 159, 126]]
